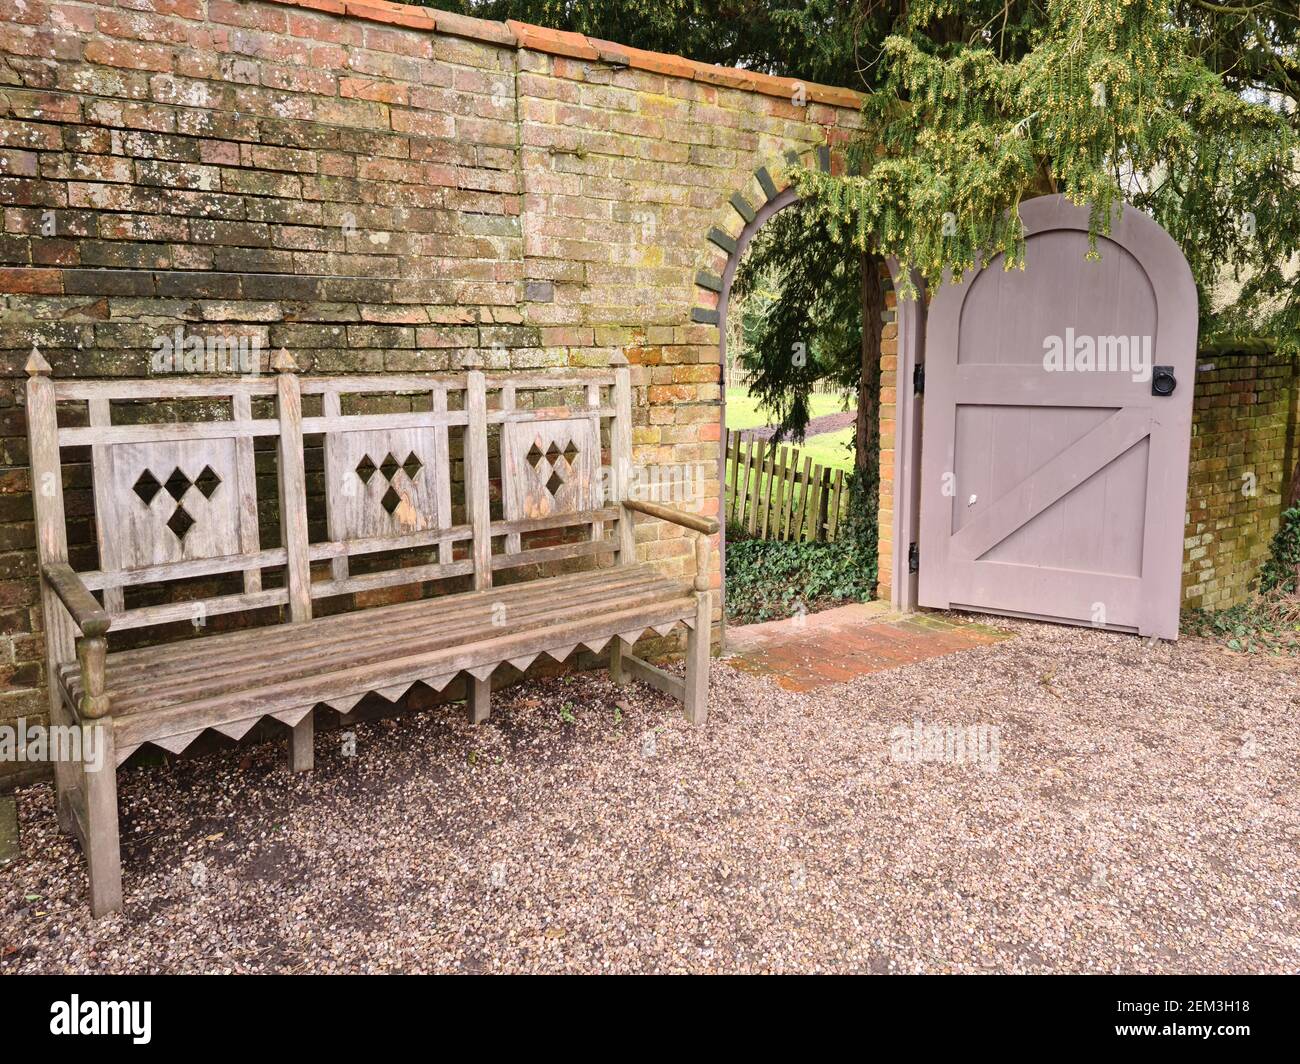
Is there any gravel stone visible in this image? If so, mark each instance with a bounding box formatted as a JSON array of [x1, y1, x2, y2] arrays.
[[2, 618, 1297, 973]]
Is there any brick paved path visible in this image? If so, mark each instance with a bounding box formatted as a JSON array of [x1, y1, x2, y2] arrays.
[[724, 602, 1013, 691]]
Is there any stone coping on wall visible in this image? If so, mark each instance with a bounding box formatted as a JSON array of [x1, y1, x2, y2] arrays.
[[262, 0, 867, 109]]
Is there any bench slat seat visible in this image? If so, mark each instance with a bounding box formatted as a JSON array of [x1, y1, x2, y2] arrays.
[[57, 565, 694, 756]]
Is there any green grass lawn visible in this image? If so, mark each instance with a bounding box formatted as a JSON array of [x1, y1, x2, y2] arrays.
[[725, 387, 849, 431], [786, 426, 855, 472], [725, 387, 856, 472]]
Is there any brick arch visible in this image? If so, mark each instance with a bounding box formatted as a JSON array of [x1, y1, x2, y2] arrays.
[[689, 146, 833, 326]]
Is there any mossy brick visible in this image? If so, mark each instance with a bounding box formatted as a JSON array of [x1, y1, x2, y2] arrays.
[[211, 247, 295, 273], [416, 325, 479, 348], [271, 323, 349, 348], [346, 324, 415, 348]]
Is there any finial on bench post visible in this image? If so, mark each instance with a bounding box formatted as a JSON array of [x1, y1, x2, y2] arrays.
[[77, 635, 110, 719], [694, 532, 711, 593], [26, 345, 51, 377], [609, 351, 629, 367], [271, 347, 298, 373], [460, 351, 484, 371]]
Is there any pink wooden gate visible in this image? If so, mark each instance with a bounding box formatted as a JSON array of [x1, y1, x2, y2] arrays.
[[917, 195, 1198, 639]]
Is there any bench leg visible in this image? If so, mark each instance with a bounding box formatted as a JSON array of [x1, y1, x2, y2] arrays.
[[82, 719, 123, 917], [609, 639, 627, 686], [49, 690, 80, 835], [684, 592, 711, 727], [467, 676, 490, 724], [289, 714, 314, 773]]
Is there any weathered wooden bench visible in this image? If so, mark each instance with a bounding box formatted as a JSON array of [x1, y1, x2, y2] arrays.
[[25, 349, 717, 916]]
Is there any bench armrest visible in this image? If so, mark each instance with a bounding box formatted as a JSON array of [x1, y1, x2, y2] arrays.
[[44, 562, 111, 638], [621, 499, 718, 592], [621, 498, 719, 536]]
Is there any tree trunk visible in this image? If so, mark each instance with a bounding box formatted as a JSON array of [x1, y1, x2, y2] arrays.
[[856, 253, 885, 481]]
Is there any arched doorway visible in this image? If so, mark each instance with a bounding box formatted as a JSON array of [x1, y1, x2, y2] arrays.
[[711, 188, 925, 641]]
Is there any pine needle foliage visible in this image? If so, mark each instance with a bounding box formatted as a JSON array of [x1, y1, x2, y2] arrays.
[[730, 206, 863, 442], [792, 0, 1300, 351]]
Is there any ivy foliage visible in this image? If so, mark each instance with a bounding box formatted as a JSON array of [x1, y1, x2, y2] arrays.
[[1181, 592, 1300, 655], [725, 470, 878, 623], [724, 534, 877, 626], [1259, 507, 1300, 595]]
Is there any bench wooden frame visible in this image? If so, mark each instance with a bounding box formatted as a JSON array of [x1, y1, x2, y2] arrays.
[[25, 349, 717, 916]]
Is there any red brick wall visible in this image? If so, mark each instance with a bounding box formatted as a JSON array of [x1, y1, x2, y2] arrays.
[[0, 0, 864, 778], [1182, 350, 1299, 609]]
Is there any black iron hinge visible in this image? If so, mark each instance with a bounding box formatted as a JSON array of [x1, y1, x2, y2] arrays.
[[908, 542, 919, 573], [913, 363, 925, 396]]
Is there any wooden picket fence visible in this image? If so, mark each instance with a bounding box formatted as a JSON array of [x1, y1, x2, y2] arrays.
[[724, 429, 848, 542]]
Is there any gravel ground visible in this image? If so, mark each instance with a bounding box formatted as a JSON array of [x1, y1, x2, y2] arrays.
[[2, 618, 1298, 973]]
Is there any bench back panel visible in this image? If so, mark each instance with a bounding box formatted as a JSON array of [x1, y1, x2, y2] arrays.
[[33, 365, 634, 638], [502, 416, 602, 521], [43, 380, 285, 630], [312, 376, 470, 600], [327, 427, 447, 538], [101, 437, 251, 572]]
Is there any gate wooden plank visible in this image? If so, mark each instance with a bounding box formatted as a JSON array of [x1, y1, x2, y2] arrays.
[[808, 463, 824, 541], [762, 444, 785, 539], [828, 468, 845, 541], [739, 436, 753, 525], [793, 455, 812, 541], [948, 408, 1152, 562], [780, 447, 799, 539]]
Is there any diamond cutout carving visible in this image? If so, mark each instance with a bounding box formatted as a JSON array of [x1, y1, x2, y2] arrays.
[[546, 471, 564, 496], [546, 442, 561, 462], [194, 465, 221, 499], [357, 448, 423, 519], [167, 505, 194, 540], [562, 441, 579, 464], [526, 443, 544, 469], [133, 469, 162, 505], [164, 468, 192, 501]]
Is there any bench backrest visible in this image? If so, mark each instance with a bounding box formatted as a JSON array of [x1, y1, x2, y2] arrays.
[[27, 354, 635, 635]]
